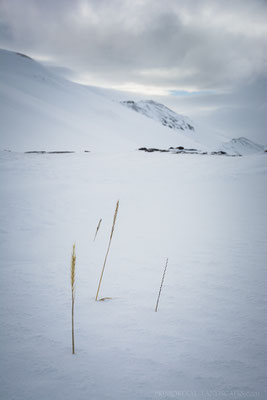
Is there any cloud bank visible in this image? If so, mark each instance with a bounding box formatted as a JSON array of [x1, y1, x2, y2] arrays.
[[0, 0, 266, 93]]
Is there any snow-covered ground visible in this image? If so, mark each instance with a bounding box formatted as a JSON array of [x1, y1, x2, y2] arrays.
[[0, 149, 266, 400]]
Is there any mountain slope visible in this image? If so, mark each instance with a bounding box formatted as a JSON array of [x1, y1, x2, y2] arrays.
[[0, 49, 203, 152], [120, 100, 264, 155], [0, 49, 264, 155], [121, 100, 195, 132]]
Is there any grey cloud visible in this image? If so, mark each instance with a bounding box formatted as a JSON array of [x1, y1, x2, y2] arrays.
[[0, 0, 266, 92]]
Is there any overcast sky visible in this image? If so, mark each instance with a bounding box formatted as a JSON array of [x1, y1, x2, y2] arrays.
[[0, 0, 266, 141]]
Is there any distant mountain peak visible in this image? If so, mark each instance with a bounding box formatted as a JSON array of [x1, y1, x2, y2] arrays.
[[121, 100, 195, 133], [220, 137, 264, 155]]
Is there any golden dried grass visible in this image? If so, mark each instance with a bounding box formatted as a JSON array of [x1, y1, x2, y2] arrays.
[[95, 200, 119, 301]]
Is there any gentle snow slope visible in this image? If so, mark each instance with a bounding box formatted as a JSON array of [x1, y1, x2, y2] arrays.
[[0, 49, 203, 152]]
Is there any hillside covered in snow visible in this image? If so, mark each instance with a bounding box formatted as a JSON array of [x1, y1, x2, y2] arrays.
[[0, 49, 264, 156], [0, 49, 202, 153]]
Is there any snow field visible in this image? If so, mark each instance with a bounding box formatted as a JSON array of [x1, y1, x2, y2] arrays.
[[0, 151, 266, 399]]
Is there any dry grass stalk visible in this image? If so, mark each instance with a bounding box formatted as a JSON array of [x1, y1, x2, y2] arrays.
[[155, 258, 169, 312], [71, 243, 76, 354], [93, 218, 102, 241], [95, 200, 119, 301]]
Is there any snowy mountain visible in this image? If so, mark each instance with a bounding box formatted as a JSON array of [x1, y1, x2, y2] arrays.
[[0, 49, 264, 156], [121, 100, 195, 132], [120, 100, 265, 156], [0, 49, 201, 152]]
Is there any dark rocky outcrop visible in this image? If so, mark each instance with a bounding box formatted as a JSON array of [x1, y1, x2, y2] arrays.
[[25, 151, 75, 154], [138, 147, 241, 156]]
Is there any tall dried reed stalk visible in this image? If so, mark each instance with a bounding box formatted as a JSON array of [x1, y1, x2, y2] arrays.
[[95, 200, 119, 301], [93, 218, 102, 241], [155, 258, 168, 312], [71, 243, 76, 354]]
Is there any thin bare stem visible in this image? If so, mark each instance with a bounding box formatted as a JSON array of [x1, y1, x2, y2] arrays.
[[71, 243, 76, 354], [72, 292, 75, 354], [95, 200, 119, 301], [155, 258, 168, 312], [93, 218, 102, 241]]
